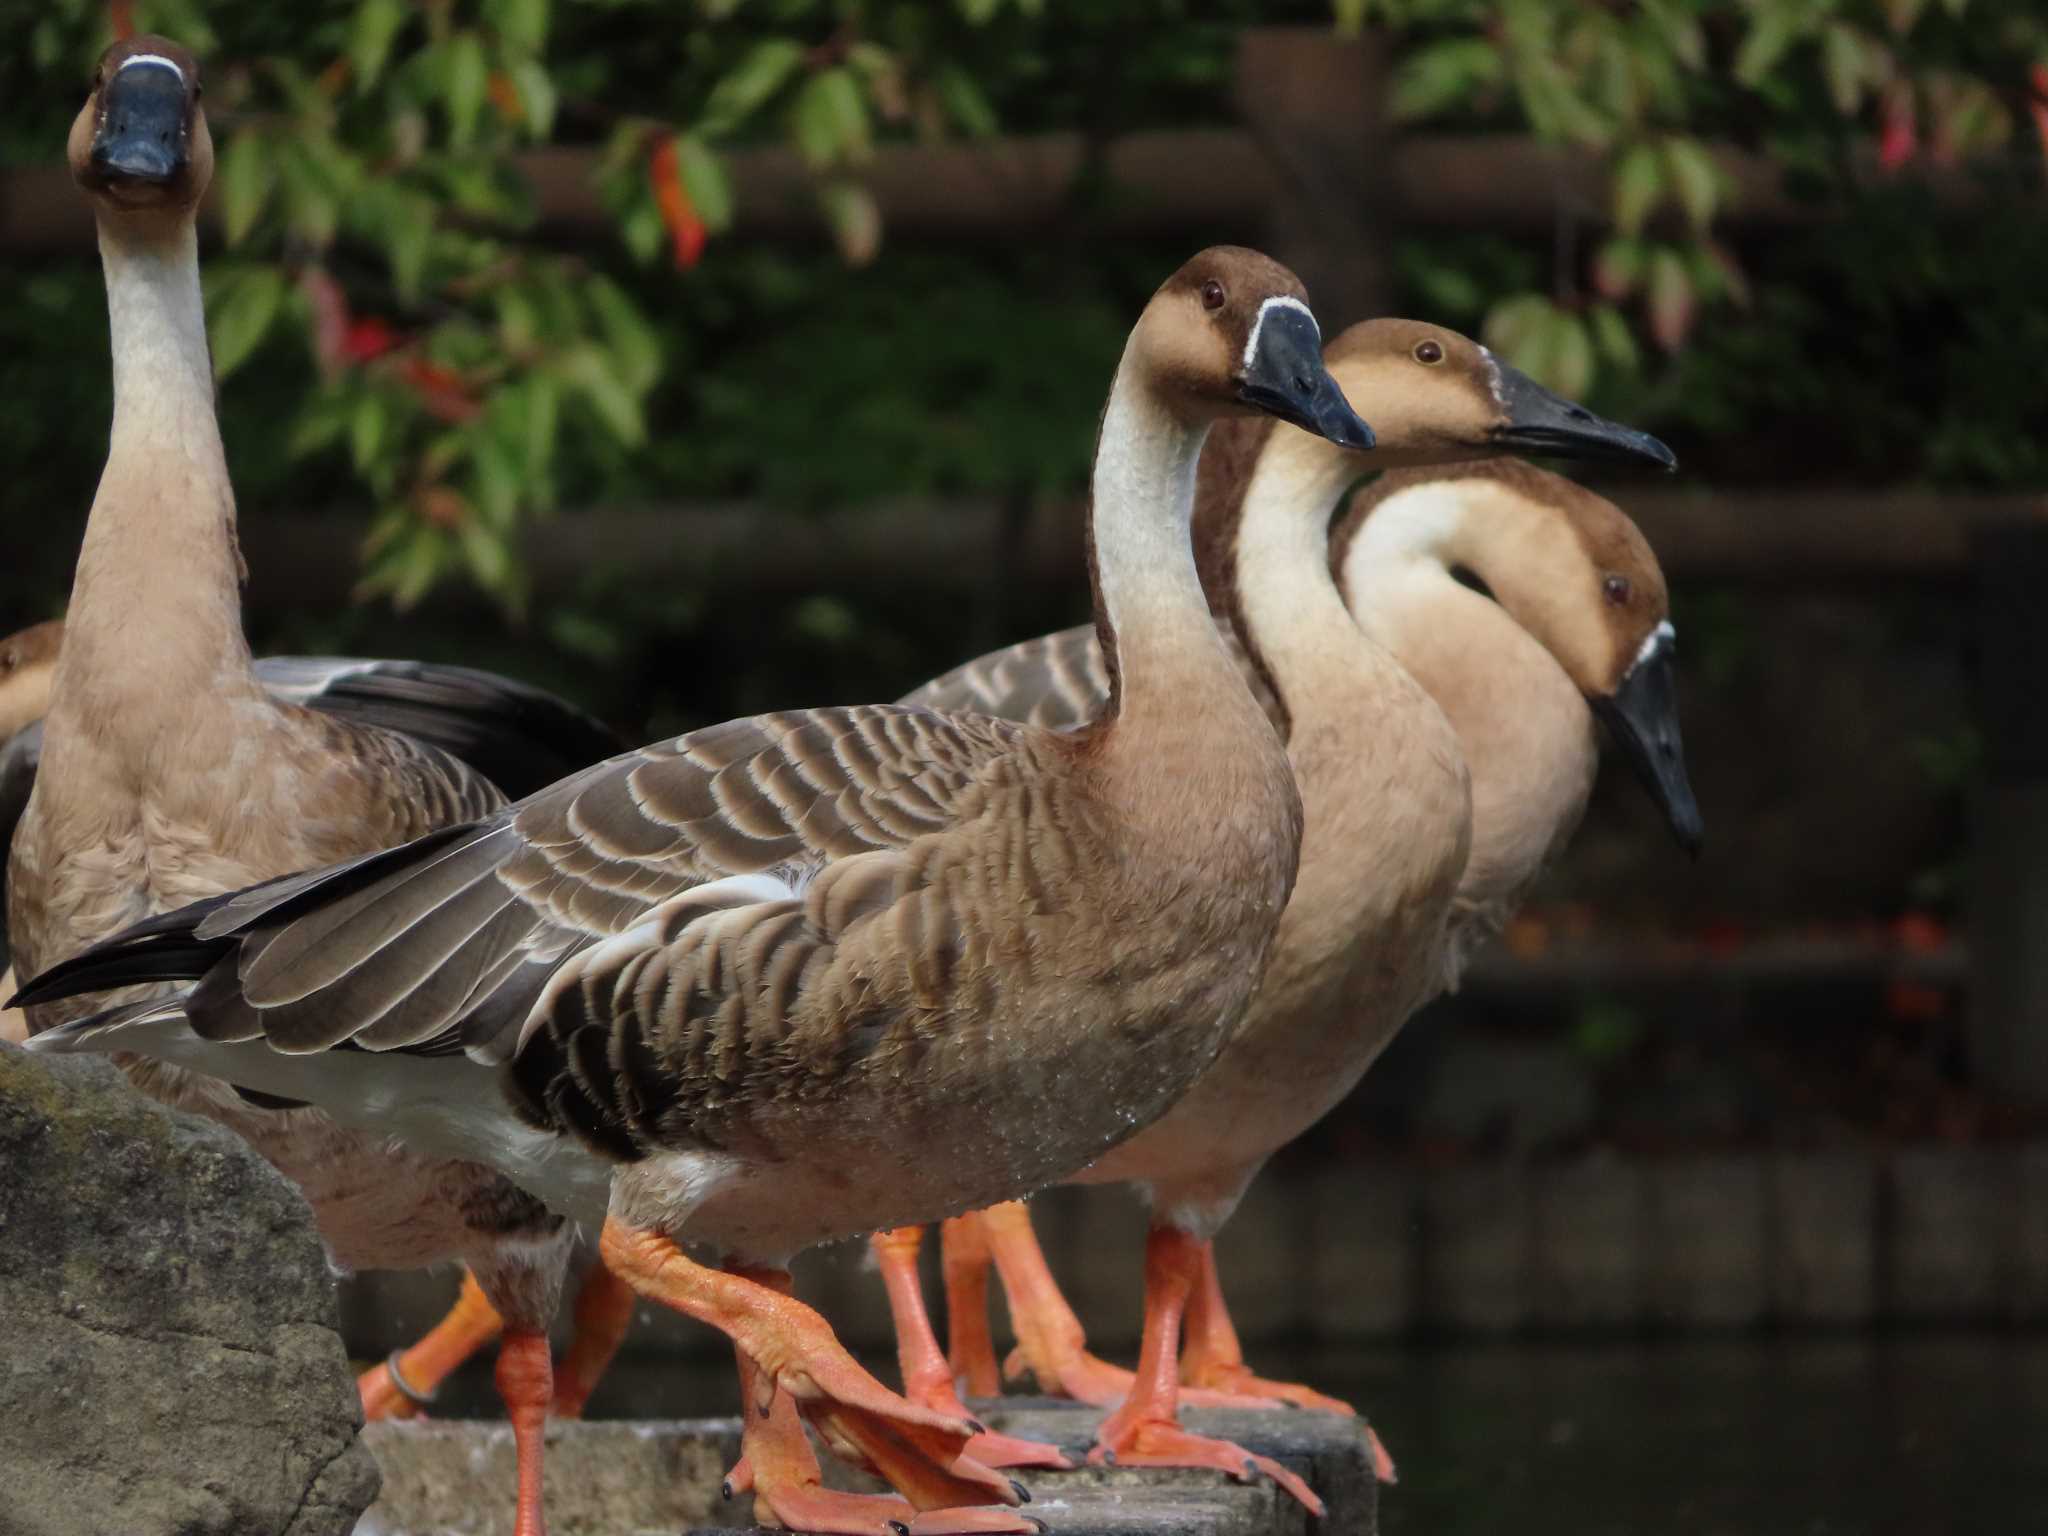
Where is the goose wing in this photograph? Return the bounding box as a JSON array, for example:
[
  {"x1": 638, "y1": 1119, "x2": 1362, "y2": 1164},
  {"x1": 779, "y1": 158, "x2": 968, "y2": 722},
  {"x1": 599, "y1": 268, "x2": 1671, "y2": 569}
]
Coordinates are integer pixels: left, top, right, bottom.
[
  {"x1": 254, "y1": 656, "x2": 629, "y2": 798},
  {"x1": 20, "y1": 704, "x2": 1032, "y2": 1160},
  {"x1": 900, "y1": 625, "x2": 1110, "y2": 730}
]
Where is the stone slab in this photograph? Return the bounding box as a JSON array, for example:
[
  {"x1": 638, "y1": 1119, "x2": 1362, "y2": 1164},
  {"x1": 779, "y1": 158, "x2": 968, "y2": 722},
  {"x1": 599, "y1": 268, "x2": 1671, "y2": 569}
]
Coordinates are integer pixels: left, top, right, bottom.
[{"x1": 358, "y1": 1400, "x2": 1379, "y2": 1536}]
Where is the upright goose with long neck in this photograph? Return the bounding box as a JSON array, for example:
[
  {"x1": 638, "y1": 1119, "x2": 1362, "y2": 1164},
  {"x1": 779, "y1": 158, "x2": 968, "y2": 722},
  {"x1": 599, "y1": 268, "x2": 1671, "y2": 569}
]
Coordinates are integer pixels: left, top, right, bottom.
[
  {"x1": 11, "y1": 40, "x2": 632, "y2": 1536},
  {"x1": 872, "y1": 320, "x2": 1686, "y2": 1505},
  {"x1": 21, "y1": 248, "x2": 1374, "y2": 1533}
]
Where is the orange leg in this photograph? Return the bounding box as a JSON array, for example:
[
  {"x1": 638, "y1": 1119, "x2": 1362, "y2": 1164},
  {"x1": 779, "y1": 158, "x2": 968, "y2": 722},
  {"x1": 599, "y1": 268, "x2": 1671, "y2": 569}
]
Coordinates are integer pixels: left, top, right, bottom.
[
  {"x1": 1180, "y1": 1240, "x2": 1397, "y2": 1482},
  {"x1": 940, "y1": 1214, "x2": 1002, "y2": 1398},
  {"x1": 359, "y1": 1268, "x2": 505, "y2": 1421},
  {"x1": 1087, "y1": 1226, "x2": 1325, "y2": 1516},
  {"x1": 871, "y1": 1227, "x2": 1072, "y2": 1471},
  {"x1": 552, "y1": 1262, "x2": 638, "y2": 1420},
  {"x1": 495, "y1": 1328, "x2": 553, "y2": 1536},
  {"x1": 599, "y1": 1217, "x2": 1034, "y2": 1530},
  {"x1": 978, "y1": 1201, "x2": 1140, "y2": 1407}
]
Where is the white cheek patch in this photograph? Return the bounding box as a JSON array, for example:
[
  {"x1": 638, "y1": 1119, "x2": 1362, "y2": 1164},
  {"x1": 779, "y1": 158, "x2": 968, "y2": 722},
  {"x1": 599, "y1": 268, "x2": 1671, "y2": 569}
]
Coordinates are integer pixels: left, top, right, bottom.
[
  {"x1": 1632, "y1": 619, "x2": 1676, "y2": 671},
  {"x1": 1242, "y1": 294, "x2": 1316, "y2": 372},
  {"x1": 1476, "y1": 345, "x2": 1508, "y2": 407},
  {"x1": 117, "y1": 53, "x2": 185, "y2": 81}
]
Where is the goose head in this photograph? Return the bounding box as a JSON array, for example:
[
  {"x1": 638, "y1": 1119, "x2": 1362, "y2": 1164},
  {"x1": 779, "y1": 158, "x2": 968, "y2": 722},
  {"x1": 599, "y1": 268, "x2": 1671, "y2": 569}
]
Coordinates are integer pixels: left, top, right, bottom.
[
  {"x1": 1340, "y1": 462, "x2": 1703, "y2": 855},
  {"x1": 0, "y1": 620, "x2": 62, "y2": 742},
  {"x1": 1319, "y1": 320, "x2": 1673, "y2": 472},
  {"x1": 1134, "y1": 247, "x2": 1374, "y2": 449},
  {"x1": 68, "y1": 36, "x2": 210, "y2": 217}
]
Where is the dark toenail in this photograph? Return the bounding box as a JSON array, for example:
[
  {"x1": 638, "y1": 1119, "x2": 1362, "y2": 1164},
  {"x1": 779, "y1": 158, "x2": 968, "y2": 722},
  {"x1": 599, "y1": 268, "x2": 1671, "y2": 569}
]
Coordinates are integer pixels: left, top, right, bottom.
[
  {"x1": 1101, "y1": 1449, "x2": 1116, "y2": 1466},
  {"x1": 1243, "y1": 1457, "x2": 1260, "y2": 1479},
  {"x1": 968, "y1": 1418, "x2": 988, "y2": 1434},
  {"x1": 1028, "y1": 1520, "x2": 1050, "y2": 1535},
  {"x1": 888, "y1": 1523, "x2": 909, "y2": 1536},
  {"x1": 1010, "y1": 1478, "x2": 1032, "y2": 1504}
]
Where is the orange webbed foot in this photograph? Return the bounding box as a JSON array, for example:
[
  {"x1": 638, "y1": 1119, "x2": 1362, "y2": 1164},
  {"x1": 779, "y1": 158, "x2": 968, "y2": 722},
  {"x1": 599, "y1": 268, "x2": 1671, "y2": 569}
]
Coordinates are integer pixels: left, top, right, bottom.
[
  {"x1": 1002, "y1": 1342, "x2": 1139, "y2": 1409},
  {"x1": 602, "y1": 1219, "x2": 1029, "y2": 1521},
  {"x1": 871, "y1": 1225, "x2": 1072, "y2": 1472},
  {"x1": 358, "y1": 1267, "x2": 505, "y2": 1422},
  {"x1": 1088, "y1": 1413, "x2": 1325, "y2": 1517}
]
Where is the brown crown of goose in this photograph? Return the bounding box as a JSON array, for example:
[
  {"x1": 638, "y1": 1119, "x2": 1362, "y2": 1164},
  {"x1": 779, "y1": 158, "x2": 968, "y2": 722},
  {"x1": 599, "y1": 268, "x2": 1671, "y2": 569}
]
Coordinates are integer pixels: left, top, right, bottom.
[
  {"x1": 1334, "y1": 458, "x2": 1671, "y2": 698},
  {"x1": 67, "y1": 35, "x2": 211, "y2": 211},
  {"x1": 1134, "y1": 245, "x2": 1314, "y2": 419},
  {"x1": 1320, "y1": 318, "x2": 1515, "y2": 461}
]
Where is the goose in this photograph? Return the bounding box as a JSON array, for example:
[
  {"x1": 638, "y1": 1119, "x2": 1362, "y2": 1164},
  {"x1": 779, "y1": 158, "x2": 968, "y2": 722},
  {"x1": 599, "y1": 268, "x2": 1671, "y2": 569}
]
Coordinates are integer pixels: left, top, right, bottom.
[
  {"x1": 0, "y1": 619, "x2": 637, "y2": 1406},
  {"x1": 869, "y1": 320, "x2": 1692, "y2": 1507},
  {"x1": 18, "y1": 246, "x2": 1376, "y2": 1533},
  {"x1": 10, "y1": 40, "x2": 631, "y2": 1535}
]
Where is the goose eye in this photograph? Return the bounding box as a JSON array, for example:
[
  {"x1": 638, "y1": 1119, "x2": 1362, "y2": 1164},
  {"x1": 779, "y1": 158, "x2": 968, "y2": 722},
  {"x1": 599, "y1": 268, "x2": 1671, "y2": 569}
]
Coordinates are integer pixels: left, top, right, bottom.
[
  {"x1": 1603, "y1": 574, "x2": 1631, "y2": 606},
  {"x1": 1413, "y1": 339, "x2": 1444, "y2": 364},
  {"x1": 1200, "y1": 280, "x2": 1226, "y2": 312}
]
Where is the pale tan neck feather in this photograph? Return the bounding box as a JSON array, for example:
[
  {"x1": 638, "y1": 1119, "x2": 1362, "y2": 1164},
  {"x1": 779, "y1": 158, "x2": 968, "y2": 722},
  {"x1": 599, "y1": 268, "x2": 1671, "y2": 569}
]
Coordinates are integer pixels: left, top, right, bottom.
[
  {"x1": 52, "y1": 214, "x2": 259, "y2": 759},
  {"x1": 1229, "y1": 425, "x2": 1372, "y2": 727},
  {"x1": 1088, "y1": 353, "x2": 1279, "y2": 776},
  {"x1": 1345, "y1": 551, "x2": 1597, "y2": 918}
]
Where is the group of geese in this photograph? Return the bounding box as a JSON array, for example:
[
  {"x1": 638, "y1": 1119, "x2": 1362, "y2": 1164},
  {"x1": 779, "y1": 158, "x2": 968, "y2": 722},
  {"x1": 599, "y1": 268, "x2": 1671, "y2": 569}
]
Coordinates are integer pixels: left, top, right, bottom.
[{"x1": 3, "y1": 37, "x2": 1703, "y2": 1536}]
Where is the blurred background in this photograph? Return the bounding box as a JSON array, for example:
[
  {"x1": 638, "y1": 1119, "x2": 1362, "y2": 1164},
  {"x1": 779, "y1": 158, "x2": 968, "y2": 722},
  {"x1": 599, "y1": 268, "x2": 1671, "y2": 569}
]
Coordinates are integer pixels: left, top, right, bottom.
[{"x1": 6, "y1": 2, "x2": 2048, "y2": 1530}]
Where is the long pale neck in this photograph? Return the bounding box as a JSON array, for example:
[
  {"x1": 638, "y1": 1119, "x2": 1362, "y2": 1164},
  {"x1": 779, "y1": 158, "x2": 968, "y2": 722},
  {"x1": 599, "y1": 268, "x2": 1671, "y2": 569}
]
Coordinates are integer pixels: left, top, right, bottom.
[
  {"x1": 1228, "y1": 427, "x2": 1377, "y2": 732},
  {"x1": 57, "y1": 214, "x2": 255, "y2": 734},
  {"x1": 1341, "y1": 523, "x2": 1597, "y2": 911},
  {"x1": 1088, "y1": 355, "x2": 1268, "y2": 752}
]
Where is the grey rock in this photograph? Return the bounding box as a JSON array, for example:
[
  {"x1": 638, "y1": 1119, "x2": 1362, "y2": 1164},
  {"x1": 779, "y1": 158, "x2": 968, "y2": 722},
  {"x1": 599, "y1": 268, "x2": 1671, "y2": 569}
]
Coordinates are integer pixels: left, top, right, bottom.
[
  {"x1": 361, "y1": 1400, "x2": 1380, "y2": 1536},
  {"x1": 0, "y1": 1046, "x2": 379, "y2": 1536}
]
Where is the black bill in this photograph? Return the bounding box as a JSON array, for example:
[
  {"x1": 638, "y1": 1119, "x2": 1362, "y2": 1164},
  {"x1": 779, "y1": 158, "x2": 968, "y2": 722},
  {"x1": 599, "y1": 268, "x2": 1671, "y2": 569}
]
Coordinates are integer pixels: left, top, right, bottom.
[
  {"x1": 90, "y1": 56, "x2": 190, "y2": 186},
  {"x1": 1491, "y1": 362, "x2": 1676, "y2": 471},
  {"x1": 1239, "y1": 299, "x2": 1376, "y2": 452},
  {"x1": 1592, "y1": 623, "x2": 1704, "y2": 856}
]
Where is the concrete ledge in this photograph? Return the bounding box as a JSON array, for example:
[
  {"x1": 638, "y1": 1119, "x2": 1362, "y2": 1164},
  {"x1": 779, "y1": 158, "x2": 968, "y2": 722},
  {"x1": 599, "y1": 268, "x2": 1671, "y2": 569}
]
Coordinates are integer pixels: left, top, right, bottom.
[{"x1": 358, "y1": 1402, "x2": 1380, "y2": 1536}]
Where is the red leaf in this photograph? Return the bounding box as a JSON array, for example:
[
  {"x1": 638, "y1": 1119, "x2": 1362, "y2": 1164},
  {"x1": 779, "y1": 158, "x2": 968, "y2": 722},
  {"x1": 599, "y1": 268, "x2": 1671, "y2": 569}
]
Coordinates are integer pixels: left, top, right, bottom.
[
  {"x1": 1878, "y1": 79, "x2": 1917, "y2": 173},
  {"x1": 299, "y1": 267, "x2": 352, "y2": 375},
  {"x1": 488, "y1": 71, "x2": 524, "y2": 124},
  {"x1": 2031, "y1": 63, "x2": 2048, "y2": 164},
  {"x1": 109, "y1": 1, "x2": 135, "y2": 42},
  {"x1": 397, "y1": 357, "x2": 481, "y2": 423},
  {"x1": 649, "y1": 136, "x2": 707, "y2": 271},
  {"x1": 342, "y1": 316, "x2": 400, "y2": 364}
]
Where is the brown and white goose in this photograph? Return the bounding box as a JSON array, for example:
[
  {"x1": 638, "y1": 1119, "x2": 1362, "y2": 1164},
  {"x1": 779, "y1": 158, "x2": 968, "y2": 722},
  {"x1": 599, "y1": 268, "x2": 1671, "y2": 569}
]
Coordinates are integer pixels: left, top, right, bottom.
[
  {"x1": 20, "y1": 247, "x2": 1373, "y2": 1533},
  {"x1": 9, "y1": 40, "x2": 629, "y2": 1535},
  {"x1": 870, "y1": 320, "x2": 1689, "y2": 1506}
]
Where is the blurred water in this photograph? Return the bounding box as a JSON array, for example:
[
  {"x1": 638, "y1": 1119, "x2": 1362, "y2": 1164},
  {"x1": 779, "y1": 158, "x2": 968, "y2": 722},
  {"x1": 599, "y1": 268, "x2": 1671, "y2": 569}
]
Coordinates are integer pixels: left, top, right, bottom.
[{"x1": 434, "y1": 1335, "x2": 2048, "y2": 1535}]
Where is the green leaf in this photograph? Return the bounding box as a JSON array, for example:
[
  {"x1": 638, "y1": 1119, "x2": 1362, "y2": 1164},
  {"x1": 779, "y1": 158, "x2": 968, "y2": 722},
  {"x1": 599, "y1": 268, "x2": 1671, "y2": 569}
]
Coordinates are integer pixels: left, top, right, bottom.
[
  {"x1": 470, "y1": 432, "x2": 521, "y2": 533},
  {"x1": 585, "y1": 276, "x2": 661, "y2": 395},
  {"x1": 383, "y1": 195, "x2": 434, "y2": 302},
  {"x1": 1640, "y1": 0, "x2": 1704, "y2": 71},
  {"x1": 957, "y1": 0, "x2": 1002, "y2": 22},
  {"x1": 1663, "y1": 137, "x2": 1719, "y2": 231},
  {"x1": 1823, "y1": 23, "x2": 1867, "y2": 114},
  {"x1": 1589, "y1": 304, "x2": 1640, "y2": 371},
  {"x1": 1592, "y1": 236, "x2": 1646, "y2": 298},
  {"x1": 485, "y1": 0, "x2": 550, "y2": 55},
  {"x1": 701, "y1": 39, "x2": 805, "y2": 137},
  {"x1": 350, "y1": 0, "x2": 409, "y2": 91},
  {"x1": 1548, "y1": 313, "x2": 1594, "y2": 398},
  {"x1": 934, "y1": 63, "x2": 999, "y2": 137},
  {"x1": 508, "y1": 59, "x2": 557, "y2": 139},
  {"x1": 817, "y1": 179, "x2": 882, "y2": 267},
  {"x1": 459, "y1": 515, "x2": 519, "y2": 603},
  {"x1": 1390, "y1": 38, "x2": 1502, "y2": 121},
  {"x1": 208, "y1": 266, "x2": 286, "y2": 380},
  {"x1": 1647, "y1": 246, "x2": 1694, "y2": 350},
  {"x1": 216, "y1": 132, "x2": 273, "y2": 247},
  {"x1": 1481, "y1": 292, "x2": 1555, "y2": 360},
  {"x1": 446, "y1": 31, "x2": 490, "y2": 149},
  {"x1": 676, "y1": 135, "x2": 734, "y2": 232},
  {"x1": 793, "y1": 69, "x2": 871, "y2": 169},
  {"x1": 351, "y1": 390, "x2": 389, "y2": 474},
  {"x1": 1612, "y1": 141, "x2": 1663, "y2": 236},
  {"x1": 560, "y1": 346, "x2": 645, "y2": 445},
  {"x1": 520, "y1": 373, "x2": 559, "y2": 484},
  {"x1": 1734, "y1": 9, "x2": 1801, "y2": 88}
]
